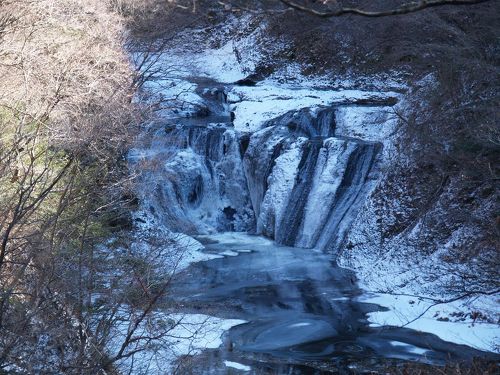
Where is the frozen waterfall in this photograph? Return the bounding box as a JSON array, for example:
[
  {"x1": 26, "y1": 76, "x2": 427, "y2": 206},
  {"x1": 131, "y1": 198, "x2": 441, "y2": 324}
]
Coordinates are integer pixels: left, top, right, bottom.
[{"x1": 132, "y1": 80, "x2": 395, "y2": 253}]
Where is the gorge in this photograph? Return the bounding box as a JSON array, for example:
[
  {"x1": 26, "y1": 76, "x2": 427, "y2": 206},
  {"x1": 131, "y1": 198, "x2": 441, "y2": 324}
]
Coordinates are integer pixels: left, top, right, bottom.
[
  {"x1": 127, "y1": 63, "x2": 498, "y2": 372},
  {"x1": 1, "y1": 1, "x2": 497, "y2": 373}
]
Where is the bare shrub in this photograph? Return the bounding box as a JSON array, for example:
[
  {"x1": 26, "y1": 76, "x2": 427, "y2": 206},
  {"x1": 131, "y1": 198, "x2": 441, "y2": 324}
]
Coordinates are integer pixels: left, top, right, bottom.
[{"x1": 0, "y1": 0, "x2": 143, "y2": 372}]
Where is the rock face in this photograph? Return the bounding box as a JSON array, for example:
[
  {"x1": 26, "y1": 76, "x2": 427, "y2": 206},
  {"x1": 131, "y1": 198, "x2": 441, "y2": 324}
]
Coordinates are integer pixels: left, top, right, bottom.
[{"x1": 133, "y1": 81, "x2": 395, "y2": 252}]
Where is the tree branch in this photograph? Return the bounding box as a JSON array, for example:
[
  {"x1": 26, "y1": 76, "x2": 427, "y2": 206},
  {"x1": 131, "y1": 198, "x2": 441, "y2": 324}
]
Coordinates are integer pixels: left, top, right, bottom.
[
  {"x1": 278, "y1": 0, "x2": 493, "y2": 18},
  {"x1": 398, "y1": 289, "x2": 500, "y2": 327}
]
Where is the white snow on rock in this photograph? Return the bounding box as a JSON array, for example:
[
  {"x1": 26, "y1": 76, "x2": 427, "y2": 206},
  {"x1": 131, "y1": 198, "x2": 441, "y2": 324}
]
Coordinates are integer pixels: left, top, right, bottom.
[
  {"x1": 193, "y1": 38, "x2": 258, "y2": 83},
  {"x1": 130, "y1": 208, "x2": 222, "y2": 275},
  {"x1": 228, "y1": 82, "x2": 400, "y2": 133},
  {"x1": 389, "y1": 341, "x2": 428, "y2": 355},
  {"x1": 220, "y1": 250, "x2": 239, "y2": 257},
  {"x1": 257, "y1": 139, "x2": 304, "y2": 234},
  {"x1": 297, "y1": 139, "x2": 356, "y2": 248},
  {"x1": 224, "y1": 361, "x2": 252, "y2": 371},
  {"x1": 174, "y1": 232, "x2": 224, "y2": 271},
  {"x1": 334, "y1": 105, "x2": 398, "y2": 142},
  {"x1": 133, "y1": 15, "x2": 262, "y2": 87},
  {"x1": 197, "y1": 231, "x2": 274, "y2": 247}
]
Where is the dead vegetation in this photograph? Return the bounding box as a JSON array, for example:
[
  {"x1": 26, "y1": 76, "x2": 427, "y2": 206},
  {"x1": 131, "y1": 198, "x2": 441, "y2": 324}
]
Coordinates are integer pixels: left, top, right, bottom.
[
  {"x1": 381, "y1": 357, "x2": 499, "y2": 375},
  {"x1": 0, "y1": 0, "x2": 144, "y2": 372}
]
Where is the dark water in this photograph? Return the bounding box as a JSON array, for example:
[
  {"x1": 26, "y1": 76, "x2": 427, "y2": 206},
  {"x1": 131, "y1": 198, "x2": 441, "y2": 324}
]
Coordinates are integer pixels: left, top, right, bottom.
[{"x1": 168, "y1": 233, "x2": 491, "y2": 374}]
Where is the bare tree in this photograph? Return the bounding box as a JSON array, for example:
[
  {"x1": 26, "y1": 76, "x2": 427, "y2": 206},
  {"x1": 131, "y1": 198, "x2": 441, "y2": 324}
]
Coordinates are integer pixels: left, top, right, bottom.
[
  {"x1": 0, "y1": 1, "x2": 214, "y2": 372},
  {"x1": 0, "y1": 0, "x2": 141, "y2": 372}
]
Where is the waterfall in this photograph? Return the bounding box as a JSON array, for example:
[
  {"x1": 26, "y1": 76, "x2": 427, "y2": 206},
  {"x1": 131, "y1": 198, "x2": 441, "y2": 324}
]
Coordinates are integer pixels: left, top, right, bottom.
[
  {"x1": 244, "y1": 123, "x2": 381, "y2": 251},
  {"x1": 275, "y1": 139, "x2": 323, "y2": 246},
  {"x1": 137, "y1": 83, "x2": 384, "y2": 253},
  {"x1": 312, "y1": 141, "x2": 381, "y2": 251},
  {"x1": 242, "y1": 106, "x2": 381, "y2": 252},
  {"x1": 146, "y1": 123, "x2": 255, "y2": 234}
]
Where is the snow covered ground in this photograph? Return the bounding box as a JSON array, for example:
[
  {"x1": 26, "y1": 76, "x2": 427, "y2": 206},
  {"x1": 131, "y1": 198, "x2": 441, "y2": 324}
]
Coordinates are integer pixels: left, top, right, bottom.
[
  {"x1": 130, "y1": 209, "x2": 222, "y2": 273},
  {"x1": 359, "y1": 292, "x2": 499, "y2": 353},
  {"x1": 135, "y1": 18, "x2": 401, "y2": 134},
  {"x1": 111, "y1": 312, "x2": 246, "y2": 373},
  {"x1": 228, "y1": 83, "x2": 399, "y2": 133}
]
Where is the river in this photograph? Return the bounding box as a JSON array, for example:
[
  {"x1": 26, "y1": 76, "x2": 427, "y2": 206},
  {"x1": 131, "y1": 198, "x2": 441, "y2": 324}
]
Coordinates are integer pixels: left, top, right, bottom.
[{"x1": 161, "y1": 233, "x2": 485, "y2": 374}]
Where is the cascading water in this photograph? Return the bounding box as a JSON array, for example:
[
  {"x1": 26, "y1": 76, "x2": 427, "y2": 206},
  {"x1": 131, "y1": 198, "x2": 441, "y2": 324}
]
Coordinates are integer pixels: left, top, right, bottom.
[
  {"x1": 241, "y1": 104, "x2": 382, "y2": 251},
  {"x1": 137, "y1": 80, "x2": 384, "y2": 253},
  {"x1": 274, "y1": 139, "x2": 324, "y2": 246}
]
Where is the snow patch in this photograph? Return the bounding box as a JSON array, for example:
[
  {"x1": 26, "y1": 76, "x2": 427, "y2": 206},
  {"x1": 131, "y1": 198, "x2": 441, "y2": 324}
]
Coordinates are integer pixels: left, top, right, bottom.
[
  {"x1": 229, "y1": 83, "x2": 399, "y2": 133},
  {"x1": 112, "y1": 313, "x2": 246, "y2": 373},
  {"x1": 290, "y1": 322, "x2": 312, "y2": 328},
  {"x1": 335, "y1": 105, "x2": 397, "y2": 142},
  {"x1": 197, "y1": 232, "x2": 274, "y2": 247},
  {"x1": 360, "y1": 292, "x2": 500, "y2": 353},
  {"x1": 390, "y1": 341, "x2": 428, "y2": 355},
  {"x1": 220, "y1": 250, "x2": 239, "y2": 257},
  {"x1": 224, "y1": 361, "x2": 252, "y2": 371},
  {"x1": 166, "y1": 314, "x2": 246, "y2": 356}
]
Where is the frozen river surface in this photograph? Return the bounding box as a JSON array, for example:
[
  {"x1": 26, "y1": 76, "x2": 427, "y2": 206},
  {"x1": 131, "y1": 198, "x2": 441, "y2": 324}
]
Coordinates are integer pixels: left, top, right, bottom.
[{"x1": 168, "y1": 233, "x2": 489, "y2": 373}]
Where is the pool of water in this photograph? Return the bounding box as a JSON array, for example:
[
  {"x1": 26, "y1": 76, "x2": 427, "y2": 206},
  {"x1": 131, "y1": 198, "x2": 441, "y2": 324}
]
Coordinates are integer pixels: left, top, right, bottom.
[{"x1": 167, "y1": 233, "x2": 488, "y2": 373}]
